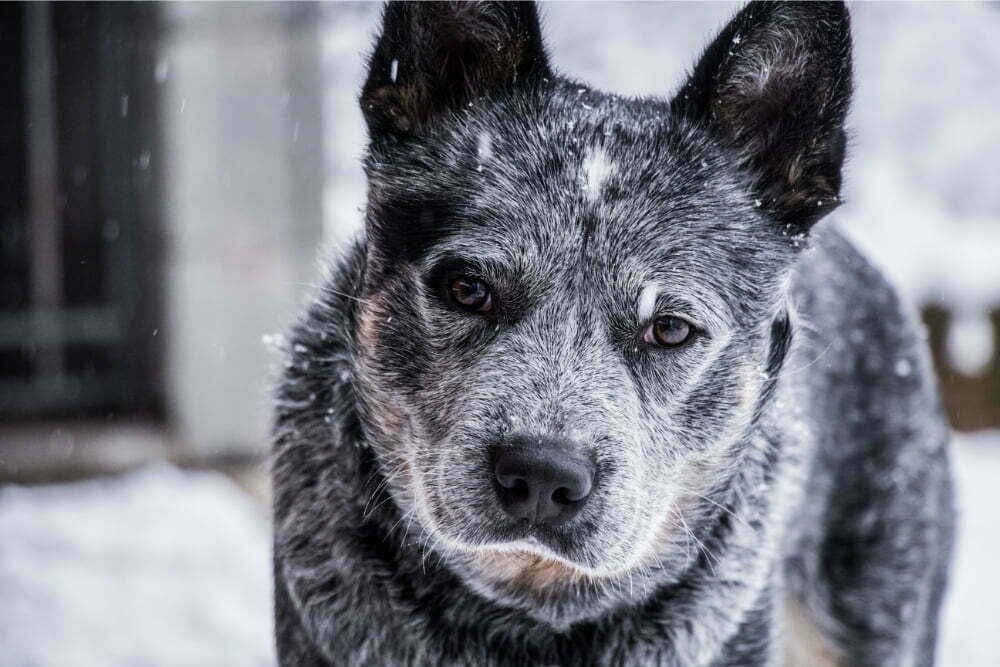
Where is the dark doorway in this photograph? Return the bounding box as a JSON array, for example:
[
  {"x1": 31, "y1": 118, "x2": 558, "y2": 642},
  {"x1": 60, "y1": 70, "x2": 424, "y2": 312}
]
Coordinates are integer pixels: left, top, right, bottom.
[{"x1": 0, "y1": 3, "x2": 163, "y2": 419}]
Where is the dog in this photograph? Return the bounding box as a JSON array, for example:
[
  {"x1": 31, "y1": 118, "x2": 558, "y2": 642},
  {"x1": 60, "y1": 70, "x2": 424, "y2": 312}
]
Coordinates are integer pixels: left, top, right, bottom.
[{"x1": 272, "y1": 2, "x2": 955, "y2": 664}]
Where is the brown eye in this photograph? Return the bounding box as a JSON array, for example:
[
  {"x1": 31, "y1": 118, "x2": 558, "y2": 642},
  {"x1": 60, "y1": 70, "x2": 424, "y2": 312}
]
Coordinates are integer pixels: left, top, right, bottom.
[
  {"x1": 449, "y1": 277, "x2": 492, "y2": 312},
  {"x1": 644, "y1": 316, "x2": 693, "y2": 348}
]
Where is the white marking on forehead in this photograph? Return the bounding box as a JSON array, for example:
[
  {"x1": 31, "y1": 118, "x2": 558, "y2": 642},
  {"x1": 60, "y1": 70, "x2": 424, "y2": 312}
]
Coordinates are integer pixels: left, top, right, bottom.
[
  {"x1": 477, "y1": 132, "x2": 493, "y2": 161},
  {"x1": 638, "y1": 283, "x2": 659, "y2": 321},
  {"x1": 582, "y1": 144, "x2": 613, "y2": 203},
  {"x1": 389, "y1": 59, "x2": 398, "y2": 83},
  {"x1": 476, "y1": 132, "x2": 493, "y2": 172}
]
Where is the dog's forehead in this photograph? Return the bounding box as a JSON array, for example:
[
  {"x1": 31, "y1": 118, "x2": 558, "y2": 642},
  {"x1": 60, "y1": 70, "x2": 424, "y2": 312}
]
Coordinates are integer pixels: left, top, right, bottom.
[
  {"x1": 426, "y1": 95, "x2": 769, "y2": 280},
  {"x1": 373, "y1": 89, "x2": 794, "y2": 326}
]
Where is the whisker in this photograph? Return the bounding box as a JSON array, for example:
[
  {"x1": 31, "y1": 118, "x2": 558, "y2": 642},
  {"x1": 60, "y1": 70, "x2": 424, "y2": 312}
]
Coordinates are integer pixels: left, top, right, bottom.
[
  {"x1": 781, "y1": 337, "x2": 836, "y2": 376},
  {"x1": 673, "y1": 505, "x2": 720, "y2": 575},
  {"x1": 676, "y1": 487, "x2": 752, "y2": 530}
]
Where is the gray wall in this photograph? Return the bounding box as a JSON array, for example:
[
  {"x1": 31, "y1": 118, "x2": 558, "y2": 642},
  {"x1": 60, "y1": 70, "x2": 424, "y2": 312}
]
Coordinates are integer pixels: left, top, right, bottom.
[{"x1": 161, "y1": 3, "x2": 324, "y2": 454}]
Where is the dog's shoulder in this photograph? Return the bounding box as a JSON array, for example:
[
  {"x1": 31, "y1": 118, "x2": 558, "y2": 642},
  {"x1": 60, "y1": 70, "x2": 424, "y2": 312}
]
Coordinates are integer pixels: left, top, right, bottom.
[
  {"x1": 784, "y1": 219, "x2": 951, "y2": 520},
  {"x1": 790, "y1": 222, "x2": 933, "y2": 393},
  {"x1": 786, "y1": 221, "x2": 948, "y2": 451}
]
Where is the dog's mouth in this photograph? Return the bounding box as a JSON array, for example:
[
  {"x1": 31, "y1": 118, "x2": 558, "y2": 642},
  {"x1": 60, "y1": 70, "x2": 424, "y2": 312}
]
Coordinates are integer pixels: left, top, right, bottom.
[
  {"x1": 430, "y1": 503, "x2": 600, "y2": 563},
  {"x1": 483, "y1": 518, "x2": 593, "y2": 558},
  {"x1": 421, "y1": 490, "x2": 643, "y2": 578}
]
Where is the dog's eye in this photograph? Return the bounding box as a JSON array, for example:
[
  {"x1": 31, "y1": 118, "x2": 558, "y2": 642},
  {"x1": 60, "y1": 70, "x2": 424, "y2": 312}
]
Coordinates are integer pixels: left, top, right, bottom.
[
  {"x1": 643, "y1": 316, "x2": 693, "y2": 348},
  {"x1": 449, "y1": 277, "x2": 493, "y2": 313}
]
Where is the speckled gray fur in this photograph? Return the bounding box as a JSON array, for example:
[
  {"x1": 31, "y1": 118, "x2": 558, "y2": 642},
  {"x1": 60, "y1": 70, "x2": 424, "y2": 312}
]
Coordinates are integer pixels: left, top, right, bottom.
[{"x1": 272, "y1": 3, "x2": 954, "y2": 665}]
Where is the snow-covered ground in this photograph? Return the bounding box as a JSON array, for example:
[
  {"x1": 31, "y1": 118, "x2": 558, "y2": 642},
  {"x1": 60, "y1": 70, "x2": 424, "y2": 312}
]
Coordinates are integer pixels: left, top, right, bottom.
[
  {"x1": 0, "y1": 466, "x2": 275, "y2": 666},
  {"x1": 0, "y1": 433, "x2": 997, "y2": 665},
  {"x1": 940, "y1": 432, "x2": 1000, "y2": 666}
]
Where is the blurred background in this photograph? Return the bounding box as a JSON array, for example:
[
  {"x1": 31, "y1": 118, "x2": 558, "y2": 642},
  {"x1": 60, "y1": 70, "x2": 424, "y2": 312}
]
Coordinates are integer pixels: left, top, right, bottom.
[{"x1": 0, "y1": 2, "x2": 997, "y2": 664}]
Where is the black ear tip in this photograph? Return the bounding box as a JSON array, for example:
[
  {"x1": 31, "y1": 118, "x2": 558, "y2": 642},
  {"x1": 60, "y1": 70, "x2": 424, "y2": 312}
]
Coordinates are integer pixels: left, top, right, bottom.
[
  {"x1": 360, "y1": 0, "x2": 549, "y2": 140},
  {"x1": 743, "y1": 0, "x2": 851, "y2": 31}
]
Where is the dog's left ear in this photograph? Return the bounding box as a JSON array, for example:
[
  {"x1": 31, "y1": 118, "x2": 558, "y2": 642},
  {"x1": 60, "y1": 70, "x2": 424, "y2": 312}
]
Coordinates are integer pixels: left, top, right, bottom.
[
  {"x1": 672, "y1": 1, "x2": 852, "y2": 229},
  {"x1": 361, "y1": 1, "x2": 550, "y2": 142}
]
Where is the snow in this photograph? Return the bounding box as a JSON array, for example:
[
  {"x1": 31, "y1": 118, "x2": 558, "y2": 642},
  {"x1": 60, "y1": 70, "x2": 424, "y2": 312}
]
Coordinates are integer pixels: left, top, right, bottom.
[
  {"x1": 155, "y1": 59, "x2": 170, "y2": 84},
  {"x1": 840, "y1": 2, "x2": 1000, "y2": 316},
  {"x1": 941, "y1": 431, "x2": 1000, "y2": 665},
  {"x1": 947, "y1": 313, "x2": 995, "y2": 377},
  {"x1": 0, "y1": 434, "x2": 997, "y2": 664},
  {"x1": 0, "y1": 465, "x2": 275, "y2": 666}
]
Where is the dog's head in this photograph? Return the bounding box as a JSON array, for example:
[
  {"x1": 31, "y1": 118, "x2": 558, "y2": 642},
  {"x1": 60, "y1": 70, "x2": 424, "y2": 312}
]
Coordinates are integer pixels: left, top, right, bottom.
[{"x1": 352, "y1": 1, "x2": 851, "y2": 617}]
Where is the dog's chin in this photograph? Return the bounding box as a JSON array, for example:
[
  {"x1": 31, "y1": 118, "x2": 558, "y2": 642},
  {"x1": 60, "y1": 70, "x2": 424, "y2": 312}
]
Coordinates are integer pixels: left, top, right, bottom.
[
  {"x1": 416, "y1": 509, "x2": 670, "y2": 627},
  {"x1": 445, "y1": 542, "x2": 663, "y2": 630},
  {"x1": 472, "y1": 542, "x2": 630, "y2": 579},
  {"x1": 467, "y1": 546, "x2": 590, "y2": 586}
]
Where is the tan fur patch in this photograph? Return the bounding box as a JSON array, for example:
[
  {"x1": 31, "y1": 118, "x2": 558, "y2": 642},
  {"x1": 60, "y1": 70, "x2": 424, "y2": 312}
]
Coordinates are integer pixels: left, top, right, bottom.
[
  {"x1": 355, "y1": 298, "x2": 383, "y2": 363},
  {"x1": 355, "y1": 295, "x2": 408, "y2": 447},
  {"x1": 784, "y1": 597, "x2": 841, "y2": 667},
  {"x1": 640, "y1": 497, "x2": 691, "y2": 570},
  {"x1": 476, "y1": 551, "x2": 586, "y2": 592}
]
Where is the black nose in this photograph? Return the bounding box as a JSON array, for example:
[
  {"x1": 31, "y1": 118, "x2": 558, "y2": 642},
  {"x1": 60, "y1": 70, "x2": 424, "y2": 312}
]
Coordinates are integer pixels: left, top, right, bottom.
[{"x1": 491, "y1": 444, "x2": 594, "y2": 526}]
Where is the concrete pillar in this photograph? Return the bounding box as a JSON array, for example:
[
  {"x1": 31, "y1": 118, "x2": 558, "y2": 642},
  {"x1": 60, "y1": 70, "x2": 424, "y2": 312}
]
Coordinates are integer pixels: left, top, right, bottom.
[{"x1": 160, "y1": 3, "x2": 324, "y2": 455}]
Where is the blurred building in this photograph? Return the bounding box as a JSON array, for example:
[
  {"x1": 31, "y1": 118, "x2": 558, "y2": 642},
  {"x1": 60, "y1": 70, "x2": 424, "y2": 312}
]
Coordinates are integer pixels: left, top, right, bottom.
[{"x1": 0, "y1": 3, "x2": 324, "y2": 480}]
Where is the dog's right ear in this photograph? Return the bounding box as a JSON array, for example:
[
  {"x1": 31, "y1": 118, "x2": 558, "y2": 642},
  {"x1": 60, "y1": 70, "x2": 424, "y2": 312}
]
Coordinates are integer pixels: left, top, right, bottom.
[{"x1": 360, "y1": 1, "x2": 550, "y2": 142}]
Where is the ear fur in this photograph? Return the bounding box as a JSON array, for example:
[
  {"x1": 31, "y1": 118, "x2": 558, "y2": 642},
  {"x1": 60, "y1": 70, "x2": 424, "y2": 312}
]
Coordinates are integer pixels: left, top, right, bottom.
[
  {"x1": 673, "y1": 1, "x2": 853, "y2": 229},
  {"x1": 360, "y1": 1, "x2": 550, "y2": 142}
]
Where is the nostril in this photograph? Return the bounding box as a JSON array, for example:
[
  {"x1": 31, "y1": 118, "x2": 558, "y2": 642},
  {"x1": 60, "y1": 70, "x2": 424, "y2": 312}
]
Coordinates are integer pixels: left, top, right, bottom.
[
  {"x1": 551, "y1": 487, "x2": 574, "y2": 506},
  {"x1": 557, "y1": 475, "x2": 592, "y2": 504},
  {"x1": 495, "y1": 470, "x2": 521, "y2": 490},
  {"x1": 498, "y1": 476, "x2": 530, "y2": 501}
]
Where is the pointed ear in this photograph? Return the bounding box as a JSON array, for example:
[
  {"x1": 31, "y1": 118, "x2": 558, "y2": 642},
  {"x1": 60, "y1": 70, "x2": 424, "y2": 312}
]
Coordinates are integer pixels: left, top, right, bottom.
[
  {"x1": 672, "y1": 1, "x2": 852, "y2": 229},
  {"x1": 361, "y1": 1, "x2": 550, "y2": 141}
]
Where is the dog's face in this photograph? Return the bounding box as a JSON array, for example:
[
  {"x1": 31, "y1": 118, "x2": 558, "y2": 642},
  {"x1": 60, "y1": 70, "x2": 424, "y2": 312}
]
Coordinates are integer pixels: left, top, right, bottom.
[{"x1": 352, "y1": 1, "x2": 850, "y2": 615}]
